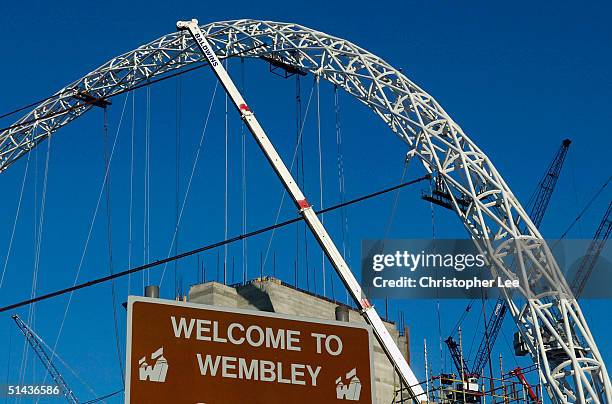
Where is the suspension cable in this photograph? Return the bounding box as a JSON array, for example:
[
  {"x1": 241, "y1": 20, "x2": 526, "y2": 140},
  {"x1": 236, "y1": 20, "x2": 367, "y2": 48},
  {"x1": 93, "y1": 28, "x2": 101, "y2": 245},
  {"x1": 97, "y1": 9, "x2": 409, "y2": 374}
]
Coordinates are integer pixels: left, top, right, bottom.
[
  {"x1": 316, "y1": 76, "x2": 324, "y2": 296},
  {"x1": 240, "y1": 57, "x2": 248, "y2": 284},
  {"x1": 47, "y1": 93, "x2": 129, "y2": 375},
  {"x1": 103, "y1": 107, "x2": 125, "y2": 385},
  {"x1": 174, "y1": 75, "x2": 182, "y2": 297},
  {"x1": 295, "y1": 75, "x2": 303, "y2": 287},
  {"x1": 0, "y1": 151, "x2": 31, "y2": 289},
  {"x1": 144, "y1": 87, "x2": 151, "y2": 284},
  {"x1": 296, "y1": 74, "x2": 314, "y2": 292},
  {"x1": 261, "y1": 78, "x2": 316, "y2": 273},
  {"x1": 23, "y1": 132, "x2": 51, "y2": 388},
  {"x1": 333, "y1": 85, "x2": 346, "y2": 302},
  {"x1": 158, "y1": 81, "x2": 219, "y2": 287},
  {"x1": 1, "y1": 175, "x2": 430, "y2": 313},
  {"x1": 127, "y1": 91, "x2": 135, "y2": 295},
  {"x1": 224, "y1": 58, "x2": 230, "y2": 285}
]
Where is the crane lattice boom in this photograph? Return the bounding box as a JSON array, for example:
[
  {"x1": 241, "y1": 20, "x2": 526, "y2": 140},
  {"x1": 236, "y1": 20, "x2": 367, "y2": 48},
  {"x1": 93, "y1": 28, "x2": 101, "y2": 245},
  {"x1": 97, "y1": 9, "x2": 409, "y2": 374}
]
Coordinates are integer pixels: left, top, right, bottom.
[
  {"x1": 570, "y1": 201, "x2": 612, "y2": 298},
  {"x1": 448, "y1": 139, "x2": 571, "y2": 379},
  {"x1": 11, "y1": 315, "x2": 78, "y2": 404}
]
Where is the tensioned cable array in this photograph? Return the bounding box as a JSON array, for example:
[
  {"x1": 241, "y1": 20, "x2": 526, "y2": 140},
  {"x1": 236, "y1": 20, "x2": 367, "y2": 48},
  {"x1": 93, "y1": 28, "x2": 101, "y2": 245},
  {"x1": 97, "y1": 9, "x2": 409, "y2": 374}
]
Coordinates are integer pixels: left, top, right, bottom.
[
  {"x1": 158, "y1": 81, "x2": 220, "y2": 287},
  {"x1": 0, "y1": 175, "x2": 429, "y2": 313}
]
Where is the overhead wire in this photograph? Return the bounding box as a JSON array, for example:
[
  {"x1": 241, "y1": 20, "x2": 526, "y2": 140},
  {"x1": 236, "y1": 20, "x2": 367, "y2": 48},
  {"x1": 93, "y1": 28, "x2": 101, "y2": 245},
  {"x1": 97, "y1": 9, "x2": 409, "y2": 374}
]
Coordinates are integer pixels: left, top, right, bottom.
[{"x1": 1, "y1": 175, "x2": 430, "y2": 313}]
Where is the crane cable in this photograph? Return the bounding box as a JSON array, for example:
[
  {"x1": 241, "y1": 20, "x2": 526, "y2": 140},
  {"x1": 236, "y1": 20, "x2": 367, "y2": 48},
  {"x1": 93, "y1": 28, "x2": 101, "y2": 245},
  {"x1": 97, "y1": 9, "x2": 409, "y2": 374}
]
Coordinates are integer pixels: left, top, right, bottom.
[
  {"x1": 556, "y1": 174, "x2": 611, "y2": 242},
  {"x1": 26, "y1": 323, "x2": 100, "y2": 400},
  {"x1": 0, "y1": 175, "x2": 430, "y2": 313}
]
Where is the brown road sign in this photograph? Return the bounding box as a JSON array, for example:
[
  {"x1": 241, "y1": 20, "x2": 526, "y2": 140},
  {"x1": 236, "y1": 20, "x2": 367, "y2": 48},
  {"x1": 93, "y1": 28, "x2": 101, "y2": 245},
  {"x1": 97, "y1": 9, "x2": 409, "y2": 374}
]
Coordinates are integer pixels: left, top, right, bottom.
[{"x1": 125, "y1": 296, "x2": 375, "y2": 403}]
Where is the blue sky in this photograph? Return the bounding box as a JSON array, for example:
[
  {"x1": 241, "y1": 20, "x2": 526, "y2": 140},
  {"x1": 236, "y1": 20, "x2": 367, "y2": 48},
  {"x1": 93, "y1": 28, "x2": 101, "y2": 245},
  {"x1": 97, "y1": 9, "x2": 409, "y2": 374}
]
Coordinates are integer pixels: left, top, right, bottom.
[{"x1": 1, "y1": 0, "x2": 611, "y2": 401}]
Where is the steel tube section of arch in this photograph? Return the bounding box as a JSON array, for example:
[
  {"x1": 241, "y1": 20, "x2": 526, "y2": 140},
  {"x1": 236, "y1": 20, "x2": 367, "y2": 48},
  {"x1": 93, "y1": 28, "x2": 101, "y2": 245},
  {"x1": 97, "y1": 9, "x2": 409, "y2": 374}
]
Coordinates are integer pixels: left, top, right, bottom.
[{"x1": 1, "y1": 19, "x2": 609, "y2": 404}]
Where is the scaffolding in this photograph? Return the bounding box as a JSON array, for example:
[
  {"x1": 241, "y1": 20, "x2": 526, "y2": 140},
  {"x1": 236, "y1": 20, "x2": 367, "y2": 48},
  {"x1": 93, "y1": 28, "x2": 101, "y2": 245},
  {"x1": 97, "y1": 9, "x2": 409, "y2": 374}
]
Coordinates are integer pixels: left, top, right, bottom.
[{"x1": 394, "y1": 366, "x2": 541, "y2": 404}]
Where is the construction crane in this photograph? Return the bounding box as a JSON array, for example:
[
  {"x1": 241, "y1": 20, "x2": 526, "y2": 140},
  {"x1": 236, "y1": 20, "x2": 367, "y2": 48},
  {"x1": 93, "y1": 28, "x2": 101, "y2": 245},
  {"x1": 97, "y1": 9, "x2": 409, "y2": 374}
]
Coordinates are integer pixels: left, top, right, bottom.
[
  {"x1": 570, "y1": 201, "x2": 612, "y2": 298},
  {"x1": 12, "y1": 315, "x2": 78, "y2": 403},
  {"x1": 446, "y1": 138, "x2": 572, "y2": 379},
  {"x1": 508, "y1": 365, "x2": 541, "y2": 403},
  {"x1": 176, "y1": 19, "x2": 425, "y2": 402}
]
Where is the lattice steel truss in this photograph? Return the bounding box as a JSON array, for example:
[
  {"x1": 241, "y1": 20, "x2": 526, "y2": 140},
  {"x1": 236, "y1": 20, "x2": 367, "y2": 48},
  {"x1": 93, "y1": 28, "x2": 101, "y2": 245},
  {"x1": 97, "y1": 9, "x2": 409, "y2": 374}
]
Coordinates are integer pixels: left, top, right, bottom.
[{"x1": 1, "y1": 20, "x2": 609, "y2": 403}]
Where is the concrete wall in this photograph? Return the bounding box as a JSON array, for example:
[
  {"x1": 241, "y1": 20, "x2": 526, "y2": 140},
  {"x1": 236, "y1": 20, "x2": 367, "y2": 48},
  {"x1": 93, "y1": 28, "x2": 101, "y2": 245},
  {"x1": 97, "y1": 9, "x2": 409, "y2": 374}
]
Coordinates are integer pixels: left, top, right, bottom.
[{"x1": 189, "y1": 278, "x2": 408, "y2": 403}]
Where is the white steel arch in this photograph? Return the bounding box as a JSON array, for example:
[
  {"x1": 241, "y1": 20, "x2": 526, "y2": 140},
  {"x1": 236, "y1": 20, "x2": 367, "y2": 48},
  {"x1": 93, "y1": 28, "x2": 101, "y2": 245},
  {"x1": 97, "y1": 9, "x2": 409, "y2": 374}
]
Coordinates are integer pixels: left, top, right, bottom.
[{"x1": 0, "y1": 19, "x2": 608, "y2": 403}]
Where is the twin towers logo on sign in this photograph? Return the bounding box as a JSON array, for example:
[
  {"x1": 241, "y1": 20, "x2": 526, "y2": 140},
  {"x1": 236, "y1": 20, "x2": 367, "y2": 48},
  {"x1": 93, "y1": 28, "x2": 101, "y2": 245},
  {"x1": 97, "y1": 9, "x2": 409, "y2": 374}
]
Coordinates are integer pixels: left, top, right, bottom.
[
  {"x1": 137, "y1": 347, "x2": 361, "y2": 401},
  {"x1": 138, "y1": 347, "x2": 169, "y2": 383}
]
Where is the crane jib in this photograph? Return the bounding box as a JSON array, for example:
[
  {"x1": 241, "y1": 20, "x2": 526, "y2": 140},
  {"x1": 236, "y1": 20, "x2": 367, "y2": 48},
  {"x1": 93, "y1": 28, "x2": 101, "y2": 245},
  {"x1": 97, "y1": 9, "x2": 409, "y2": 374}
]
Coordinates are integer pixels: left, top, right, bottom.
[{"x1": 176, "y1": 18, "x2": 425, "y2": 401}]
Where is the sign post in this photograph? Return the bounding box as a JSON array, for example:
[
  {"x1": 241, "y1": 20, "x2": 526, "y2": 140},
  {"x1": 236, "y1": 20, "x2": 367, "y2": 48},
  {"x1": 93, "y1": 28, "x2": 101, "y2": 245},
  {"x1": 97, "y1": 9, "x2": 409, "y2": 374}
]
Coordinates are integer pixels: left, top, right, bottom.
[{"x1": 125, "y1": 296, "x2": 375, "y2": 403}]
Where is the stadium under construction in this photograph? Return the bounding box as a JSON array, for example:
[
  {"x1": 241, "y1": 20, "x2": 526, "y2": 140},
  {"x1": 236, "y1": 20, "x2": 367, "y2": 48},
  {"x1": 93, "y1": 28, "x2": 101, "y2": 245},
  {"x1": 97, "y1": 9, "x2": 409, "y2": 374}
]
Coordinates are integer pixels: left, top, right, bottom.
[{"x1": 0, "y1": 14, "x2": 611, "y2": 404}]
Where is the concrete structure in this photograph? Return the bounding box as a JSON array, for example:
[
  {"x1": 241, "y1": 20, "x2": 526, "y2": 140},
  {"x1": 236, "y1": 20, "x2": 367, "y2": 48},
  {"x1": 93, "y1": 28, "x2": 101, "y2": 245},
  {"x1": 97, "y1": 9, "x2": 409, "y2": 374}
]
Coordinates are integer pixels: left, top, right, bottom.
[{"x1": 188, "y1": 277, "x2": 410, "y2": 403}]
